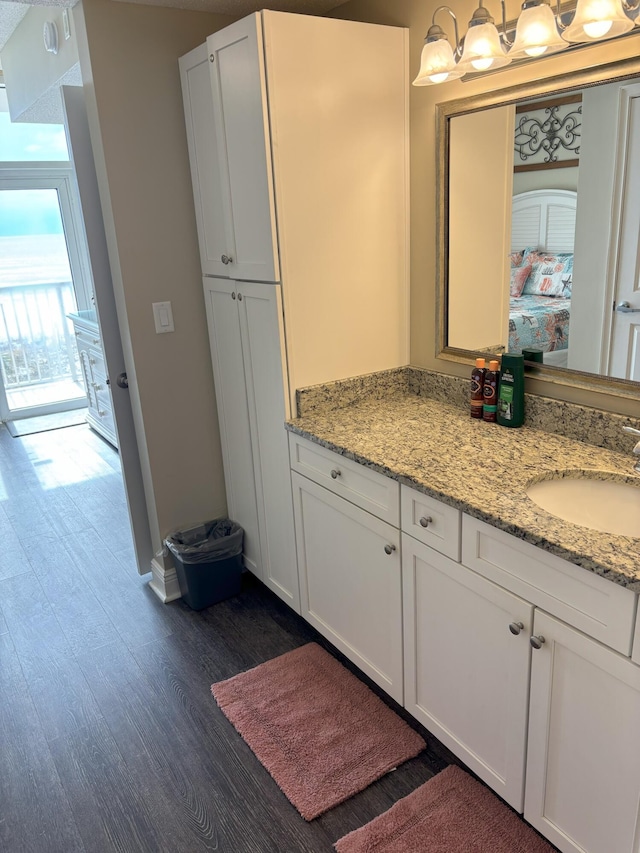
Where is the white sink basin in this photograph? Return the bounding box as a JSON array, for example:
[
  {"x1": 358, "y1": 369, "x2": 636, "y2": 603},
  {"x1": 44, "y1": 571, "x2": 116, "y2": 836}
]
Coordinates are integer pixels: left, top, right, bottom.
[{"x1": 526, "y1": 475, "x2": 640, "y2": 537}]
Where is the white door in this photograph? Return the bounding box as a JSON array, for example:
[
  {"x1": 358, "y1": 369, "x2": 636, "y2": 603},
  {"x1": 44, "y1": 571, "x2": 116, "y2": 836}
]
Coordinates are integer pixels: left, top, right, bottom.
[
  {"x1": 525, "y1": 611, "x2": 640, "y2": 853},
  {"x1": 402, "y1": 534, "x2": 532, "y2": 811},
  {"x1": 203, "y1": 276, "x2": 262, "y2": 577},
  {"x1": 609, "y1": 88, "x2": 640, "y2": 381},
  {"x1": 237, "y1": 281, "x2": 299, "y2": 611},
  {"x1": 179, "y1": 44, "x2": 230, "y2": 280},
  {"x1": 62, "y1": 86, "x2": 153, "y2": 574},
  {"x1": 206, "y1": 14, "x2": 280, "y2": 283},
  {"x1": 292, "y1": 471, "x2": 403, "y2": 702}
]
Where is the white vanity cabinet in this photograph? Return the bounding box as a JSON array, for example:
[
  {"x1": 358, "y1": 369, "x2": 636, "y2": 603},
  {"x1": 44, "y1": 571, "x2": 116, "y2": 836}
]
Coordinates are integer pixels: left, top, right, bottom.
[
  {"x1": 180, "y1": 11, "x2": 409, "y2": 409},
  {"x1": 69, "y1": 311, "x2": 117, "y2": 448},
  {"x1": 180, "y1": 12, "x2": 408, "y2": 611},
  {"x1": 403, "y1": 502, "x2": 639, "y2": 853},
  {"x1": 402, "y1": 532, "x2": 533, "y2": 811},
  {"x1": 290, "y1": 435, "x2": 403, "y2": 703},
  {"x1": 180, "y1": 20, "x2": 279, "y2": 283},
  {"x1": 526, "y1": 611, "x2": 640, "y2": 853},
  {"x1": 204, "y1": 278, "x2": 299, "y2": 611}
]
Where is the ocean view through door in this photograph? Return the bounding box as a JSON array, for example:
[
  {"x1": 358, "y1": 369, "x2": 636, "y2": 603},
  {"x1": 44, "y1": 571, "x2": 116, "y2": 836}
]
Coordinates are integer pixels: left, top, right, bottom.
[
  {"x1": 0, "y1": 98, "x2": 92, "y2": 422},
  {"x1": 0, "y1": 185, "x2": 86, "y2": 419}
]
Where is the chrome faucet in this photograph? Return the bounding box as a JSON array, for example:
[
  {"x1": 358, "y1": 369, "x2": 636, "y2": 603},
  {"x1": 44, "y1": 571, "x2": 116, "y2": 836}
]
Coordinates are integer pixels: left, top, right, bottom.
[{"x1": 622, "y1": 426, "x2": 640, "y2": 473}]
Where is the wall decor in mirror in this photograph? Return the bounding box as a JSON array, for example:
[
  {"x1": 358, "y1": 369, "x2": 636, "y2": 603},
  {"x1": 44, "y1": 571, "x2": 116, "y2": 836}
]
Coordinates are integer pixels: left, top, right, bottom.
[{"x1": 437, "y1": 55, "x2": 640, "y2": 398}]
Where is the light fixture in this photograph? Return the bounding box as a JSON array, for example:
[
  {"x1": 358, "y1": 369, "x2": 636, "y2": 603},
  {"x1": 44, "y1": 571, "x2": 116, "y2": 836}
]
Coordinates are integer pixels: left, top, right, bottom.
[
  {"x1": 457, "y1": 2, "x2": 511, "y2": 73},
  {"x1": 509, "y1": 0, "x2": 569, "y2": 58},
  {"x1": 413, "y1": 0, "x2": 639, "y2": 86},
  {"x1": 562, "y1": 0, "x2": 634, "y2": 40},
  {"x1": 413, "y1": 7, "x2": 464, "y2": 85}
]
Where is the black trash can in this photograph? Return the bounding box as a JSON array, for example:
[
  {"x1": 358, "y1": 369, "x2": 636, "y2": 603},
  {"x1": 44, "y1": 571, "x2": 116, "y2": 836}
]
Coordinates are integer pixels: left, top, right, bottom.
[{"x1": 164, "y1": 518, "x2": 244, "y2": 610}]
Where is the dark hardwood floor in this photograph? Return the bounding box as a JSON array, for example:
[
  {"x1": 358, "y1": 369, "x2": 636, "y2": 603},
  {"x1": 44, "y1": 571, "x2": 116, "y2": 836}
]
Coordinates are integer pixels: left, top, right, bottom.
[
  {"x1": 1, "y1": 421, "x2": 559, "y2": 853},
  {"x1": 0, "y1": 421, "x2": 455, "y2": 852}
]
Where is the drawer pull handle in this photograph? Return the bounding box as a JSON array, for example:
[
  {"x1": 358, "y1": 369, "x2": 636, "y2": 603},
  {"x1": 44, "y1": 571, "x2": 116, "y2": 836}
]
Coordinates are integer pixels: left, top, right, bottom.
[
  {"x1": 384, "y1": 544, "x2": 396, "y2": 555},
  {"x1": 419, "y1": 516, "x2": 433, "y2": 528},
  {"x1": 508, "y1": 621, "x2": 524, "y2": 636},
  {"x1": 330, "y1": 469, "x2": 341, "y2": 480},
  {"x1": 530, "y1": 635, "x2": 546, "y2": 650}
]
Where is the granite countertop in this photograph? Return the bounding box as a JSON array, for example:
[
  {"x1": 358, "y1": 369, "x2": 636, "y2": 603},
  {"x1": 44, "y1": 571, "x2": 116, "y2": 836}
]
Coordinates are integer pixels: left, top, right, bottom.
[{"x1": 287, "y1": 390, "x2": 640, "y2": 592}]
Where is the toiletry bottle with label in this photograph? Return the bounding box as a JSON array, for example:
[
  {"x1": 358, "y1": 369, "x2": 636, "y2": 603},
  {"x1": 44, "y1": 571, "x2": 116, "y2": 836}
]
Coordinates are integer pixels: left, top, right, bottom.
[
  {"x1": 470, "y1": 358, "x2": 486, "y2": 419},
  {"x1": 496, "y1": 353, "x2": 525, "y2": 428},
  {"x1": 482, "y1": 359, "x2": 500, "y2": 422}
]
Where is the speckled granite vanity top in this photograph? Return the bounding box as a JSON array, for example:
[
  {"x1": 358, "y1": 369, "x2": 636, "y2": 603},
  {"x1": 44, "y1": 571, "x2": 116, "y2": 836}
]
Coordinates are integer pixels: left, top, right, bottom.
[{"x1": 286, "y1": 369, "x2": 640, "y2": 592}]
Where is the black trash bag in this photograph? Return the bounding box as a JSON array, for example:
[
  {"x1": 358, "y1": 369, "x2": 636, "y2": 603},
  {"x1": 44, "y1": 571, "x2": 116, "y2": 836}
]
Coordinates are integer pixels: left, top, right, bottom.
[{"x1": 164, "y1": 518, "x2": 243, "y2": 565}]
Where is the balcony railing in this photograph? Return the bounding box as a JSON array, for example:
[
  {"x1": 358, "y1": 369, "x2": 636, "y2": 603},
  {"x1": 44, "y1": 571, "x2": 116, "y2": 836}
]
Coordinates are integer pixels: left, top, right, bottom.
[{"x1": 0, "y1": 281, "x2": 82, "y2": 391}]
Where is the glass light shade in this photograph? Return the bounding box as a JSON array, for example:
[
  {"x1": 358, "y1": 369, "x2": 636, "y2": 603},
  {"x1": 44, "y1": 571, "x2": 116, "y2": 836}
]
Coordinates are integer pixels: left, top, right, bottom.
[
  {"x1": 563, "y1": 0, "x2": 633, "y2": 41},
  {"x1": 509, "y1": 3, "x2": 569, "y2": 58},
  {"x1": 458, "y1": 22, "x2": 511, "y2": 72},
  {"x1": 412, "y1": 38, "x2": 464, "y2": 85}
]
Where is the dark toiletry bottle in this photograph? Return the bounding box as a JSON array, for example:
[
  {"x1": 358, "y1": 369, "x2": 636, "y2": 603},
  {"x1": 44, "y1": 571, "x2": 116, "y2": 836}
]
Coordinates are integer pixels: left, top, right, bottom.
[
  {"x1": 497, "y1": 353, "x2": 525, "y2": 428},
  {"x1": 482, "y1": 359, "x2": 500, "y2": 422},
  {"x1": 470, "y1": 358, "x2": 486, "y2": 419}
]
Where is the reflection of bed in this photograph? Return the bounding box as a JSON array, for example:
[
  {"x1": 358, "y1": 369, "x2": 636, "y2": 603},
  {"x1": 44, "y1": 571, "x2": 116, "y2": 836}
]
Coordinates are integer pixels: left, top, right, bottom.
[{"x1": 509, "y1": 189, "x2": 576, "y2": 364}]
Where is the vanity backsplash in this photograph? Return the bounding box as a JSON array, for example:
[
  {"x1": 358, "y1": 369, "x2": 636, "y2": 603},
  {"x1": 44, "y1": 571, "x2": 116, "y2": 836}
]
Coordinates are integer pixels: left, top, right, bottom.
[{"x1": 296, "y1": 366, "x2": 639, "y2": 456}]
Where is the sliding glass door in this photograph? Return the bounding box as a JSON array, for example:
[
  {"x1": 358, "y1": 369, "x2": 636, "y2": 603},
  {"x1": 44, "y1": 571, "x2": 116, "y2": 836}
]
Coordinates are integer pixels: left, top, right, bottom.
[{"x1": 0, "y1": 170, "x2": 92, "y2": 421}]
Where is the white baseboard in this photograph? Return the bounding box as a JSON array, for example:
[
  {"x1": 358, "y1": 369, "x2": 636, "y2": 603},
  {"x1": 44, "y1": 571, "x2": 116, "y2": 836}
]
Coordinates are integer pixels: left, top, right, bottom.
[{"x1": 148, "y1": 557, "x2": 182, "y2": 603}]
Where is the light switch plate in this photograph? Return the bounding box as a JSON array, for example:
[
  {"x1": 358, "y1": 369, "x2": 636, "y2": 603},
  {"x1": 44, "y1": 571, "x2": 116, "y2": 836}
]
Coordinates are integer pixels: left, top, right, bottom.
[{"x1": 153, "y1": 301, "x2": 174, "y2": 334}]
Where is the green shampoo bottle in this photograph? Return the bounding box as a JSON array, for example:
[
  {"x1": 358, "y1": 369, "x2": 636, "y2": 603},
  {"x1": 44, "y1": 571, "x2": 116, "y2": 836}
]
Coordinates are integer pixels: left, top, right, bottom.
[{"x1": 496, "y1": 353, "x2": 525, "y2": 428}]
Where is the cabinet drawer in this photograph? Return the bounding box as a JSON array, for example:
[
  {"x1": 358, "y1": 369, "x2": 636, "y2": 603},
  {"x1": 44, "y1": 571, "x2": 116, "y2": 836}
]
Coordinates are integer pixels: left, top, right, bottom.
[
  {"x1": 74, "y1": 327, "x2": 102, "y2": 350},
  {"x1": 462, "y1": 514, "x2": 636, "y2": 655},
  {"x1": 289, "y1": 433, "x2": 399, "y2": 526},
  {"x1": 401, "y1": 485, "x2": 461, "y2": 561}
]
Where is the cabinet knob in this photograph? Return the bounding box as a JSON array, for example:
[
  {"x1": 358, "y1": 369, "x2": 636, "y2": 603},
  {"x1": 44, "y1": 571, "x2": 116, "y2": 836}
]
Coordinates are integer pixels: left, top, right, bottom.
[
  {"x1": 419, "y1": 516, "x2": 433, "y2": 528},
  {"x1": 209, "y1": 54, "x2": 215, "y2": 63},
  {"x1": 530, "y1": 635, "x2": 546, "y2": 650},
  {"x1": 221, "y1": 254, "x2": 233, "y2": 265},
  {"x1": 330, "y1": 469, "x2": 341, "y2": 480},
  {"x1": 231, "y1": 292, "x2": 236, "y2": 300},
  {"x1": 508, "y1": 621, "x2": 524, "y2": 636},
  {"x1": 384, "y1": 544, "x2": 397, "y2": 555},
  {"x1": 237, "y1": 293, "x2": 243, "y2": 301}
]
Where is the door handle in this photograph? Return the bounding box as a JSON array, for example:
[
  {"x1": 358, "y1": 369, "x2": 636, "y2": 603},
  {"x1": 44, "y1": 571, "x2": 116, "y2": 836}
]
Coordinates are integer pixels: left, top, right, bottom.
[
  {"x1": 615, "y1": 302, "x2": 640, "y2": 313},
  {"x1": 116, "y1": 372, "x2": 129, "y2": 389}
]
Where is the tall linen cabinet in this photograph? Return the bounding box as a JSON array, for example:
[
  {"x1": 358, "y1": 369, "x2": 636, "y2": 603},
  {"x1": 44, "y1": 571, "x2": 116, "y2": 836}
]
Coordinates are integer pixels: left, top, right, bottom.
[{"x1": 180, "y1": 12, "x2": 409, "y2": 611}]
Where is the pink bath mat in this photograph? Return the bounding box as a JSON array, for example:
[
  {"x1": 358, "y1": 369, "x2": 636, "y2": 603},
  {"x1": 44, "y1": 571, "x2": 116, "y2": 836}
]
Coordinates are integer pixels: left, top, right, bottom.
[
  {"x1": 335, "y1": 764, "x2": 556, "y2": 852},
  {"x1": 211, "y1": 642, "x2": 425, "y2": 820}
]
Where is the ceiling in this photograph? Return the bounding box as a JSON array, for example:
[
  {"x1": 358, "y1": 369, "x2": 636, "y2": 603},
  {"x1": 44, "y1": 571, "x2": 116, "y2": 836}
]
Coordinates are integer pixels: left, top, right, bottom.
[{"x1": 0, "y1": 0, "x2": 347, "y2": 55}]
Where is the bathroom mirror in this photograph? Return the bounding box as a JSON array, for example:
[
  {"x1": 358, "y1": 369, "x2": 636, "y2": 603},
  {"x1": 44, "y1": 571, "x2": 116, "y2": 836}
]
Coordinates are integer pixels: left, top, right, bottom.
[{"x1": 437, "y1": 55, "x2": 640, "y2": 397}]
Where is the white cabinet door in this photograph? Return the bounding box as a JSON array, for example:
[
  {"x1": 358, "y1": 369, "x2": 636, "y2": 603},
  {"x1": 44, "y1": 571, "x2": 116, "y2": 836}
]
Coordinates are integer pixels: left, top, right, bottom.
[
  {"x1": 179, "y1": 44, "x2": 230, "y2": 279},
  {"x1": 203, "y1": 277, "x2": 262, "y2": 576},
  {"x1": 237, "y1": 282, "x2": 299, "y2": 612},
  {"x1": 292, "y1": 471, "x2": 403, "y2": 703},
  {"x1": 402, "y1": 533, "x2": 533, "y2": 812},
  {"x1": 526, "y1": 611, "x2": 640, "y2": 853},
  {"x1": 207, "y1": 15, "x2": 279, "y2": 283}
]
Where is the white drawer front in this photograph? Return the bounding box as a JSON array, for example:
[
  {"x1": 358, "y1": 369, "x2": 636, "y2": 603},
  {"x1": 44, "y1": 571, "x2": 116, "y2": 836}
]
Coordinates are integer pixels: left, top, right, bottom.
[
  {"x1": 462, "y1": 514, "x2": 636, "y2": 655},
  {"x1": 401, "y1": 485, "x2": 461, "y2": 561},
  {"x1": 289, "y1": 433, "x2": 399, "y2": 526}
]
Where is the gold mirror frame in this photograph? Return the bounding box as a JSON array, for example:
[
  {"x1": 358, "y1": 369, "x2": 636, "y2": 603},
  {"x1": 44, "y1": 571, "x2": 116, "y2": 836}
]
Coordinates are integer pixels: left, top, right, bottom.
[{"x1": 436, "y1": 55, "x2": 640, "y2": 401}]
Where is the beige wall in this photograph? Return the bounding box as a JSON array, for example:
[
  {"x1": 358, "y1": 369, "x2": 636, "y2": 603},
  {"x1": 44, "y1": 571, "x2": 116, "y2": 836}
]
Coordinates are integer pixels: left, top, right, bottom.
[
  {"x1": 75, "y1": 0, "x2": 234, "y2": 562},
  {"x1": 331, "y1": 0, "x2": 640, "y2": 417}
]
